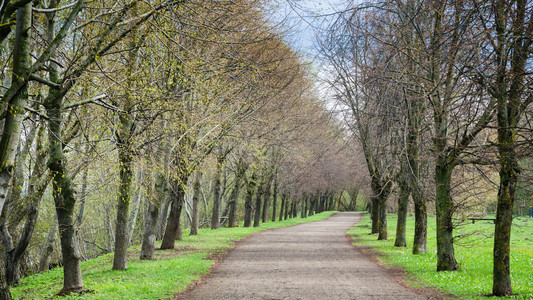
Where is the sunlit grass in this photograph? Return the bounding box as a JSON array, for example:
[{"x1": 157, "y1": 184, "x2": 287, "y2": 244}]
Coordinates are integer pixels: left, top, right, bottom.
[
  {"x1": 348, "y1": 214, "x2": 533, "y2": 299},
  {"x1": 12, "y1": 211, "x2": 336, "y2": 299}
]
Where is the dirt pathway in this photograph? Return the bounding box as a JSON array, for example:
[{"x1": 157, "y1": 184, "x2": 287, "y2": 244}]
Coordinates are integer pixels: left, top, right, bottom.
[{"x1": 180, "y1": 212, "x2": 426, "y2": 299}]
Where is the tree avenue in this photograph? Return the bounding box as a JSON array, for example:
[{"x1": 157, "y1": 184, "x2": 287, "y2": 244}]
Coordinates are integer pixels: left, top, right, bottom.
[
  {"x1": 0, "y1": 0, "x2": 362, "y2": 297},
  {"x1": 320, "y1": 0, "x2": 532, "y2": 297},
  {"x1": 0, "y1": 0, "x2": 531, "y2": 298}
]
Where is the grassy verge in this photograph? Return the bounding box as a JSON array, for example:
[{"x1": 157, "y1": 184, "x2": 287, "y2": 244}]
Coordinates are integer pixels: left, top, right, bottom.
[
  {"x1": 13, "y1": 211, "x2": 336, "y2": 299},
  {"x1": 348, "y1": 214, "x2": 533, "y2": 299}
]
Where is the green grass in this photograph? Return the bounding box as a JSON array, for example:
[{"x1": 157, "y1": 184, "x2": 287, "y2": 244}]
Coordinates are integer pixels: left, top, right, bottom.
[
  {"x1": 348, "y1": 214, "x2": 533, "y2": 299},
  {"x1": 12, "y1": 211, "x2": 336, "y2": 299}
]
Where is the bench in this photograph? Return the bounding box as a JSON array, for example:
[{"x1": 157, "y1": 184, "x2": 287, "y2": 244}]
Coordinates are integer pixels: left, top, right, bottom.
[{"x1": 468, "y1": 218, "x2": 496, "y2": 224}]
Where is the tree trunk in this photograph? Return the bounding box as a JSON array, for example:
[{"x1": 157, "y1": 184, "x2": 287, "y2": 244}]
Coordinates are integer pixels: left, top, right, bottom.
[
  {"x1": 427, "y1": 0, "x2": 459, "y2": 272},
  {"x1": 52, "y1": 172, "x2": 83, "y2": 295},
  {"x1": 289, "y1": 201, "x2": 294, "y2": 218},
  {"x1": 4, "y1": 147, "x2": 24, "y2": 230},
  {"x1": 394, "y1": 175, "x2": 409, "y2": 247},
  {"x1": 301, "y1": 196, "x2": 308, "y2": 218},
  {"x1": 377, "y1": 194, "x2": 388, "y2": 240},
  {"x1": 243, "y1": 170, "x2": 256, "y2": 227},
  {"x1": 0, "y1": 260, "x2": 10, "y2": 300},
  {"x1": 140, "y1": 173, "x2": 165, "y2": 260},
  {"x1": 412, "y1": 187, "x2": 427, "y2": 254},
  {"x1": 76, "y1": 167, "x2": 88, "y2": 258},
  {"x1": 0, "y1": 18, "x2": 30, "y2": 296},
  {"x1": 349, "y1": 189, "x2": 358, "y2": 211},
  {"x1": 406, "y1": 97, "x2": 427, "y2": 254},
  {"x1": 176, "y1": 197, "x2": 184, "y2": 241},
  {"x1": 271, "y1": 174, "x2": 277, "y2": 222},
  {"x1": 493, "y1": 147, "x2": 515, "y2": 295},
  {"x1": 227, "y1": 168, "x2": 240, "y2": 228},
  {"x1": 328, "y1": 194, "x2": 335, "y2": 211},
  {"x1": 156, "y1": 195, "x2": 171, "y2": 240},
  {"x1": 39, "y1": 224, "x2": 56, "y2": 272},
  {"x1": 283, "y1": 196, "x2": 290, "y2": 220},
  {"x1": 261, "y1": 179, "x2": 272, "y2": 223},
  {"x1": 190, "y1": 172, "x2": 202, "y2": 234},
  {"x1": 160, "y1": 180, "x2": 185, "y2": 250},
  {"x1": 435, "y1": 162, "x2": 458, "y2": 271},
  {"x1": 491, "y1": 0, "x2": 529, "y2": 294},
  {"x1": 279, "y1": 193, "x2": 285, "y2": 221},
  {"x1": 44, "y1": 11, "x2": 83, "y2": 292},
  {"x1": 112, "y1": 147, "x2": 133, "y2": 270},
  {"x1": 3, "y1": 254, "x2": 18, "y2": 287},
  {"x1": 105, "y1": 203, "x2": 114, "y2": 252},
  {"x1": 3, "y1": 178, "x2": 46, "y2": 285},
  {"x1": 308, "y1": 195, "x2": 315, "y2": 217},
  {"x1": 127, "y1": 171, "x2": 144, "y2": 245},
  {"x1": 318, "y1": 194, "x2": 324, "y2": 213},
  {"x1": 370, "y1": 195, "x2": 379, "y2": 234},
  {"x1": 0, "y1": 3, "x2": 32, "y2": 227},
  {"x1": 2, "y1": 125, "x2": 47, "y2": 285},
  {"x1": 112, "y1": 31, "x2": 143, "y2": 269},
  {"x1": 211, "y1": 156, "x2": 223, "y2": 230},
  {"x1": 370, "y1": 176, "x2": 382, "y2": 234},
  {"x1": 140, "y1": 199, "x2": 158, "y2": 260},
  {"x1": 253, "y1": 182, "x2": 263, "y2": 227}
]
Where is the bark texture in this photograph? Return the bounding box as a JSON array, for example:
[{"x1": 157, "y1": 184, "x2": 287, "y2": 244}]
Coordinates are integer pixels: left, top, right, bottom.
[
  {"x1": 279, "y1": 193, "x2": 286, "y2": 220},
  {"x1": 261, "y1": 175, "x2": 273, "y2": 223},
  {"x1": 412, "y1": 186, "x2": 427, "y2": 254},
  {"x1": 490, "y1": 0, "x2": 531, "y2": 295},
  {"x1": 112, "y1": 147, "x2": 133, "y2": 270},
  {"x1": 39, "y1": 224, "x2": 56, "y2": 272},
  {"x1": 227, "y1": 167, "x2": 241, "y2": 228},
  {"x1": 211, "y1": 155, "x2": 224, "y2": 229},
  {"x1": 435, "y1": 163, "x2": 458, "y2": 271},
  {"x1": 0, "y1": 3, "x2": 32, "y2": 222},
  {"x1": 394, "y1": 174, "x2": 409, "y2": 247},
  {"x1": 253, "y1": 182, "x2": 263, "y2": 227},
  {"x1": 243, "y1": 170, "x2": 256, "y2": 227},
  {"x1": 271, "y1": 173, "x2": 277, "y2": 222},
  {"x1": 190, "y1": 172, "x2": 202, "y2": 234},
  {"x1": 1, "y1": 125, "x2": 47, "y2": 285},
  {"x1": 44, "y1": 9, "x2": 84, "y2": 292},
  {"x1": 160, "y1": 180, "x2": 185, "y2": 249},
  {"x1": 377, "y1": 187, "x2": 390, "y2": 240}
]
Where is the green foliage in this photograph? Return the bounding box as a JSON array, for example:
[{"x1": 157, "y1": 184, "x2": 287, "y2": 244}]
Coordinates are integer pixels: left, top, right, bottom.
[
  {"x1": 12, "y1": 212, "x2": 336, "y2": 299},
  {"x1": 348, "y1": 214, "x2": 533, "y2": 299}
]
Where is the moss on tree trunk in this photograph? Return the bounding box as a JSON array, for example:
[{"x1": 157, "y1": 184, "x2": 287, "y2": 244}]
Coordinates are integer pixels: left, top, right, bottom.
[
  {"x1": 394, "y1": 176, "x2": 409, "y2": 247},
  {"x1": 435, "y1": 161, "x2": 458, "y2": 271}
]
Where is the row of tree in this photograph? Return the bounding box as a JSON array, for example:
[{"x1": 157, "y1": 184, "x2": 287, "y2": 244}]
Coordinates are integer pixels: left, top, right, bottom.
[
  {"x1": 0, "y1": 0, "x2": 362, "y2": 298},
  {"x1": 320, "y1": 0, "x2": 532, "y2": 296}
]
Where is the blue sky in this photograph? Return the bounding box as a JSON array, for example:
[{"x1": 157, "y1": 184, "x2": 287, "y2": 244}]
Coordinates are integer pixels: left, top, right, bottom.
[
  {"x1": 265, "y1": 0, "x2": 353, "y2": 113},
  {"x1": 266, "y1": 0, "x2": 350, "y2": 57}
]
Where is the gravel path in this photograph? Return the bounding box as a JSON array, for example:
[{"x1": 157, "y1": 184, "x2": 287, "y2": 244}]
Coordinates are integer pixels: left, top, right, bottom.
[{"x1": 180, "y1": 212, "x2": 425, "y2": 299}]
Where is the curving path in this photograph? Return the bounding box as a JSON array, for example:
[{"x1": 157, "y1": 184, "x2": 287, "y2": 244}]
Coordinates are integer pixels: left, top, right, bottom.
[{"x1": 180, "y1": 212, "x2": 425, "y2": 299}]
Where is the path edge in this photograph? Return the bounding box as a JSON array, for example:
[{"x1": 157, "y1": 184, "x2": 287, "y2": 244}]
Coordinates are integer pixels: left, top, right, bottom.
[{"x1": 345, "y1": 213, "x2": 453, "y2": 300}]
